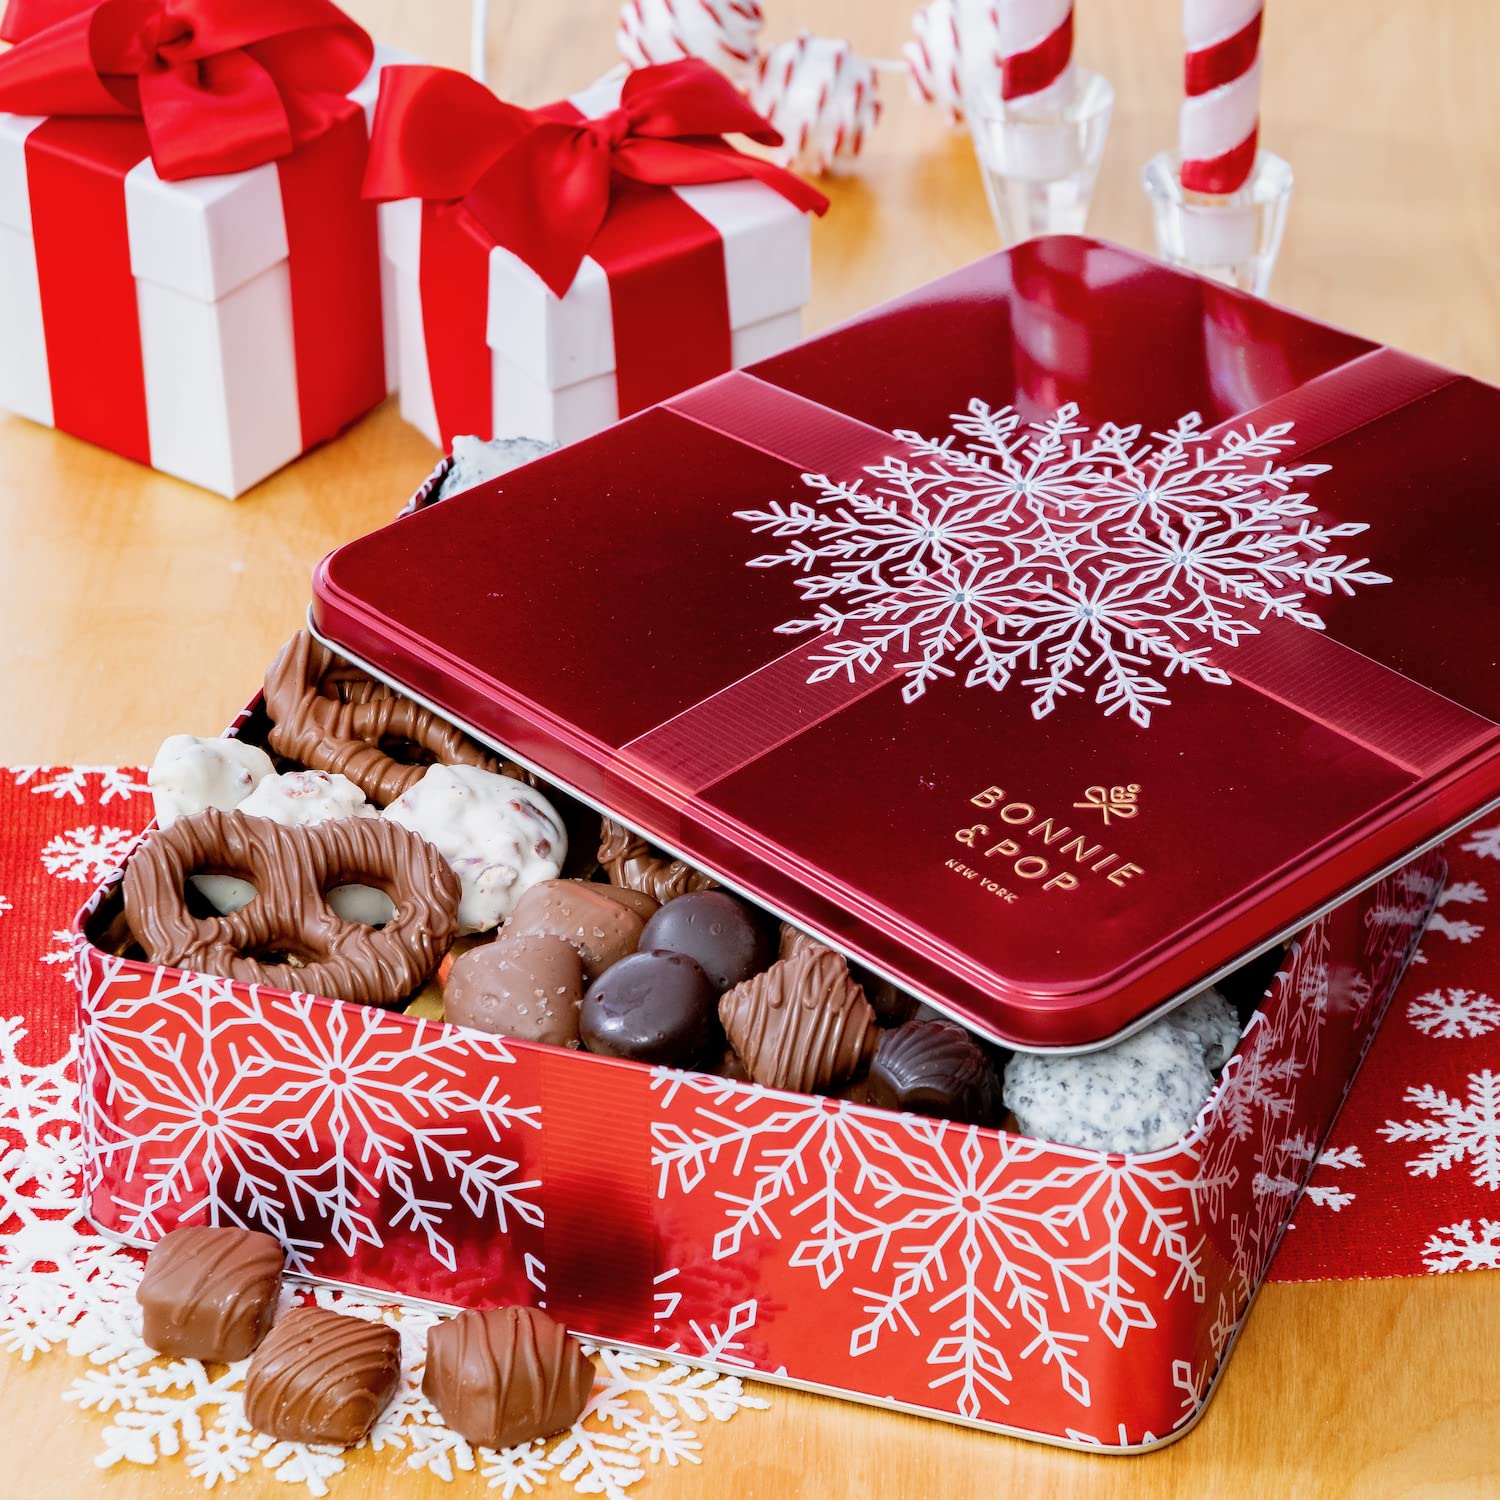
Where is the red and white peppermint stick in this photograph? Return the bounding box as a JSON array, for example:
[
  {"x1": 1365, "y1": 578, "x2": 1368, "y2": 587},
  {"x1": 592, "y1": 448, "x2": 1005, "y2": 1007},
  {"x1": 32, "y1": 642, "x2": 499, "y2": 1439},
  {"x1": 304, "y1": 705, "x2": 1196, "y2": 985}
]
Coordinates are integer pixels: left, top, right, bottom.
[
  {"x1": 1180, "y1": 0, "x2": 1264, "y2": 194},
  {"x1": 996, "y1": 0, "x2": 1074, "y2": 106},
  {"x1": 616, "y1": 0, "x2": 765, "y2": 85}
]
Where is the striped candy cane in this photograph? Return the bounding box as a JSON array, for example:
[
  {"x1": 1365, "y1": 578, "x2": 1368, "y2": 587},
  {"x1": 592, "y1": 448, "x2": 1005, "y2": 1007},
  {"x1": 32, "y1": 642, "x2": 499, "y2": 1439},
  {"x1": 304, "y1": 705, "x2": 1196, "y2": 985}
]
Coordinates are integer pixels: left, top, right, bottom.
[
  {"x1": 617, "y1": 0, "x2": 765, "y2": 86},
  {"x1": 996, "y1": 0, "x2": 1074, "y2": 106},
  {"x1": 1180, "y1": 0, "x2": 1263, "y2": 193}
]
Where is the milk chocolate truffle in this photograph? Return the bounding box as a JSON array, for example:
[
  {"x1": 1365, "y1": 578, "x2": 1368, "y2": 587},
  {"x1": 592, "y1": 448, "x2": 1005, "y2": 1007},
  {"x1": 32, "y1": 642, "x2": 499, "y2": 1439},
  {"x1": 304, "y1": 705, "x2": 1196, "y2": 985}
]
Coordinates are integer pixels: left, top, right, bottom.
[
  {"x1": 867, "y1": 1020, "x2": 999, "y2": 1125},
  {"x1": 579, "y1": 950, "x2": 719, "y2": 1065},
  {"x1": 598, "y1": 817, "x2": 717, "y2": 905},
  {"x1": 243, "y1": 1306, "x2": 401, "y2": 1447},
  {"x1": 507, "y1": 879, "x2": 657, "y2": 981},
  {"x1": 777, "y1": 923, "x2": 917, "y2": 1026},
  {"x1": 137, "y1": 1225, "x2": 284, "y2": 1362},
  {"x1": 719, "y1": 947, "x2": 879, "y2": 1093},
  {"x1": 423, "y1": 1306, "x2": 593, "y2": 1450},
  {"x1": 445, "y1": 932, "x2": 585, "y2": 1047},
  {"x1": 640, "y1": 891, "x2": 775, "y2": 993}
]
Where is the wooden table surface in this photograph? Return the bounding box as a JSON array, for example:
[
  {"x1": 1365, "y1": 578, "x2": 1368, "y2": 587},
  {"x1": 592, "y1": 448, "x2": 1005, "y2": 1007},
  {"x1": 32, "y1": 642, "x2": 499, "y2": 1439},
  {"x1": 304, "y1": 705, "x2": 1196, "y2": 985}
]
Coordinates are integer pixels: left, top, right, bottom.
[{"x1": 3, "y1": 2, "x2": 1497, "y2": 1496}]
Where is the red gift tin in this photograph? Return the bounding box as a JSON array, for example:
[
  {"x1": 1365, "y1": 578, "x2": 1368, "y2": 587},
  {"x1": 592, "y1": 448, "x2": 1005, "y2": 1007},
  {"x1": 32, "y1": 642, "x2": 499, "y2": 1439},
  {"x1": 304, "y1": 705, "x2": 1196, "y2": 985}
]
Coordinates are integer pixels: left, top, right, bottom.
[{"x1": 75, "y1": 238, "x2": 1500, "y2": 1450}]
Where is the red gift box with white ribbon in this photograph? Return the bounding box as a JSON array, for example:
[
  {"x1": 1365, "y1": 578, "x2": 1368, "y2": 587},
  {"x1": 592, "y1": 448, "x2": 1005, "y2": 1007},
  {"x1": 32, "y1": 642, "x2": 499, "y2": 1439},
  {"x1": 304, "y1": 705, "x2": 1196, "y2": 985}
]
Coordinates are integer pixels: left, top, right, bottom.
[
  {"x1": 0, "y1": 0, "x2": 403, "y2": 497},
  {"x1": 367, "y1": 61, "x2": 827, "y2": 450}
]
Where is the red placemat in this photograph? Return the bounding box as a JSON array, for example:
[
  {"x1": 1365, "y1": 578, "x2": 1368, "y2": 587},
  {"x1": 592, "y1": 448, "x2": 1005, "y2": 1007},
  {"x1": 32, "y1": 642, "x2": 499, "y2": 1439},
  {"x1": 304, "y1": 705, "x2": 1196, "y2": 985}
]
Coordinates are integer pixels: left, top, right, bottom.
[{"x1": 0, "y1": 765, "x2": 1495, "y2": 1281}]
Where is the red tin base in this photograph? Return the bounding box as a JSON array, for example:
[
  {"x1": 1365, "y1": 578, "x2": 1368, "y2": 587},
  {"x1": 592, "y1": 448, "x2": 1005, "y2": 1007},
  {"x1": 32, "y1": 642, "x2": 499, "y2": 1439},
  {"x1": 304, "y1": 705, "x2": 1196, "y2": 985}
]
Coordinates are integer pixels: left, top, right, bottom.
[{"x1": 74, "y1": 816, "x2": 1440, "y2": 1450}]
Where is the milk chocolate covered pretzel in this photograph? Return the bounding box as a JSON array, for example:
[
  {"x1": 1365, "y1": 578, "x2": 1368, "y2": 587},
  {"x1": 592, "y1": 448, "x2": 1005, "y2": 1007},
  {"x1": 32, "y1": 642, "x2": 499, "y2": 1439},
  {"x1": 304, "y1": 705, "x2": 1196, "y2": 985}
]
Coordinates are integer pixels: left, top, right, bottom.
[
  {"x1": 123, "y1": 808, "x2": 461, "y2": 1007},
  {"x1": 264, "y1": 631, "x2": 520, "y2": 807},
  {"x1": 598, "y1": 817, "x2": 718, "y2": 905}
]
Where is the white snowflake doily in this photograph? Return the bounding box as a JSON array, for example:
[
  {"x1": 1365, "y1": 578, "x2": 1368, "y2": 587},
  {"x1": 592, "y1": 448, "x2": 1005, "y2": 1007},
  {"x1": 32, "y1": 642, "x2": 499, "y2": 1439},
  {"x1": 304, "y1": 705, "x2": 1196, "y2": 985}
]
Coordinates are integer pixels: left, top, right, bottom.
[
  {"x1": 737, "y1": 401, "x2": 1387, "y2": 726},
  {"x1": 0, "y1": 1015, "x2": 766, "y2": 1497}
]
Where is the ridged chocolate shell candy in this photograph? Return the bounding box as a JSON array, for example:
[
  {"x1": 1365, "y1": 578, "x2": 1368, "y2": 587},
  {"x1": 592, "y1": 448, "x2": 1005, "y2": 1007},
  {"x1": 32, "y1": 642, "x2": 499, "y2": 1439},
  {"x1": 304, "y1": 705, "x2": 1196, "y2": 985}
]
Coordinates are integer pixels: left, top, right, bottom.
[
  {"x1": 137, "y1": 1224, "x2": 284, "y2": 1362},
  {"x1": 598, "y1": 818, "x2": 717, "y2": 905},
  {"x1": 424, "y1": 1306, "x2": 593, "y2": 1450},
  {"x1": 244, "y1": 1306, "x2": 401, "y2": 1446},
  {"x1": 719, "y1": 947, "x2": 878, "y2": 1093},
  {"x1": 867, "y1": 1019, "x2": 999, "y2": 1125}
]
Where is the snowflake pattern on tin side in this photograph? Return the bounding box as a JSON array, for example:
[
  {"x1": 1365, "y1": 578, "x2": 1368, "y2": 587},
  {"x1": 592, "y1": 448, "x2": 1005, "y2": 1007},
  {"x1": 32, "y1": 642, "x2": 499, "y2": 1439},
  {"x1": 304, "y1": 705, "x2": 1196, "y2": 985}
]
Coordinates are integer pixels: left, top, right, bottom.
[{"x1": 736, "y1": 402, "x2": 1388, "y2": 726}]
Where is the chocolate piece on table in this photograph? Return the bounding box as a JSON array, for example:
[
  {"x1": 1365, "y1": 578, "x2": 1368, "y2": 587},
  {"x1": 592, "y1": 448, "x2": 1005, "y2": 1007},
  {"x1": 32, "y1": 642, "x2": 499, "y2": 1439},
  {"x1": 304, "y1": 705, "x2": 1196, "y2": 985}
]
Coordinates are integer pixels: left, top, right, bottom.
[
  {"x1": 719, "y1": 947, "x2": 879, "y2": 1094},
  {"x1": 598, "y1": 817, "x2": 717, "y2": 905},
  {"x1": 445, "y1": 932, "x2": 585, "y2": 1047},
  {"x1": 867, "y1": 1019, "x2": 1000, "y2": 1125},
  {"x1": 424, "y1": 1306, "x2": 593, "y2": 1450},
  {"x1": 579, "y1": 950, "x2": 719, "y2": 1066},
  {"x1": 244, "y1": 1306, "x2": 401, "y2": 1447},
  {"x1": 137, "y1": 1224, "x2": 284, "y2": 1362},
  {"x1": 639, "y1": 890, "x2": 775, "y2": 993},
  {"x1": 506, "y1": 879, "x2": 655, "y2": 980},
  {"x1": 777, "y1": 923, "x2": 917, "y2": 1026}
]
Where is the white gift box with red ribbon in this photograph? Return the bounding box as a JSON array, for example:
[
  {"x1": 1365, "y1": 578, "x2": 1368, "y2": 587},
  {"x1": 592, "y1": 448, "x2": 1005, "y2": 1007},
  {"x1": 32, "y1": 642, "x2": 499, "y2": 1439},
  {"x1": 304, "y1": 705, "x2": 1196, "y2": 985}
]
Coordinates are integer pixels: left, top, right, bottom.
[
  {"x1": 0, "y1": 46, "x2": 411, "y2": 498},
  {"x1": 379, "y1": 75, "x2": 813, "y2": 451}
]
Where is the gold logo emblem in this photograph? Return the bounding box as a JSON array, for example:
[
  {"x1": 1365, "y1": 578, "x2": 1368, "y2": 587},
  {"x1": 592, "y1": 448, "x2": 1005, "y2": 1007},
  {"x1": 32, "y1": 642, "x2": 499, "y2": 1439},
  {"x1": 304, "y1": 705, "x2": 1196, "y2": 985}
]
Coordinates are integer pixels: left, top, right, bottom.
[{"x1": 1073, "y1": 784, "x2": 1141, "y2": 825}]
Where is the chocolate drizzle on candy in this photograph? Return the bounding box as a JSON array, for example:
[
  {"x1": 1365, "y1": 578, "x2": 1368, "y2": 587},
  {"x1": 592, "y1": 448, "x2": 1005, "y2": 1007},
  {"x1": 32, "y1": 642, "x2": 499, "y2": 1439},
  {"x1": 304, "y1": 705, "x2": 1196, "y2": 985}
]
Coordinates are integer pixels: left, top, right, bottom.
[
  {"x1": 264, "y1": 631, "x2": 522, "y2": 807},
  {"x1": 123, "y1": 807, "x2": 460, "y2": 1009},
  {"x1": 244, "y1": 1306, "x2": 401, "y2": 1447},
  {"x1": 719, "y1": 946, "x2": 878, "y2": 1093},
  {"x1": 599, "y1": 816, "x2": 717, "y2": 905},
  {"x1": 137, "y1": 1225, "x2": 284, "y2": 1363},
  {"x1": 424, "y1": 1306, "x2": 593, "y2": 1450}
]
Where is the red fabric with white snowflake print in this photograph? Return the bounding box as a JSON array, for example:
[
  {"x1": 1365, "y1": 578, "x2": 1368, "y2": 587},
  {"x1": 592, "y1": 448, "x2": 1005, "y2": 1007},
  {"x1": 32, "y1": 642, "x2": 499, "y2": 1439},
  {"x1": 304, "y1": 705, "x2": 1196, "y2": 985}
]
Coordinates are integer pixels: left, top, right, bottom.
[{"x1": 0, "y1": 766, "x2": 1495, "y2": 1283}]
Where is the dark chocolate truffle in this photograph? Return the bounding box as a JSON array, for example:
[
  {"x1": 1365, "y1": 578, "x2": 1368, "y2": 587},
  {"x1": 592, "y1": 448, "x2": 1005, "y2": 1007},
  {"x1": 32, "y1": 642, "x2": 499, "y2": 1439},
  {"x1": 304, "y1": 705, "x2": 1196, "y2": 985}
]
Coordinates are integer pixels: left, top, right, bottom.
[
  {"x1": 579, "y1": 950, "x2": 719, "y2": 1066},
  {"x1": 719, "y1": 947, "x2": 878, "y2": 1093},
  {"x1": 639, "y1": 891, "x2": 775, "y2": 993},
  {"x1": 445, "y1": 932, "x2": 585, "y2": 1047},
  {"x1": 423, "y1": 1306, "x2": 593, "y2": 1450},
  {"x1": 867, "y1": 1019, "x2": 999, "y2": 1124},
  {"x1": 137, "y1": 1224, "x2": 284, "y2": 1362},
  {"x1": 507, "y1": 879, "x2": 656, "y2": 980},
  {"x1": 244, "y1": 1306, "x2": 402, "y2": 1447}
]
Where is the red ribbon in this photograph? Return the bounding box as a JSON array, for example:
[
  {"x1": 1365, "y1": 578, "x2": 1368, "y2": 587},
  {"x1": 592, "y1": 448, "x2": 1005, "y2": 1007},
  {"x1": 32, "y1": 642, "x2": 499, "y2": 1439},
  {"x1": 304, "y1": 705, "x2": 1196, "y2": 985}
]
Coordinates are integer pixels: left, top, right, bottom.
[
  {"x1": 364, "y1": 62, "x2": 827, "y2": 449},
  {"x1": 3, "y1": 0, "x2": 384, "y2": 482},
  {"x1": 0, "y1": 0, "x2": 373, "y2": 181}
]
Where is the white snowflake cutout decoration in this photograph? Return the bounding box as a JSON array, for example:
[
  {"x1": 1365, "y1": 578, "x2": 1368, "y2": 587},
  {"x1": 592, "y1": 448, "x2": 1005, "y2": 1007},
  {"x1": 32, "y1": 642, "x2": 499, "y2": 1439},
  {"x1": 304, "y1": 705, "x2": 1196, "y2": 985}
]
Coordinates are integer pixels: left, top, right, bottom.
[{"x1": 736, "y1": 401, "x2": 1389, "y2": 727}]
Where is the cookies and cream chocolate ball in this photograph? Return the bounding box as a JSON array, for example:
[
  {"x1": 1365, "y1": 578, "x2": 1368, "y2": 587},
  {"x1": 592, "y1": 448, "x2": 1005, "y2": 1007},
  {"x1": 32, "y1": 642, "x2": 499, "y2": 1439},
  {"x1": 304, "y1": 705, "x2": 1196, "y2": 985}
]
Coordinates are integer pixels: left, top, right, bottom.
[
  {"x1": 639, "y1": 891, "x2": 774, "y2": 993},
  {"x1": 385, "y1": 765, "x2": 566, "y2": 933},
  {"x1": 148, "y1": 734, "x2": 273, "y2": 828},
  {"x1": 506, "y1": 879, "x2": 657, "y2": 981},
  {"x1": 1167, "y1": 986, "x2": 1241, "y2": 1070},
  {"x1": 445, "y1": 932, "x2": 586, "y2": 1048},
  {"x1": 1003, "y1": 1021, "x2": 1217, "y2": 1154}
]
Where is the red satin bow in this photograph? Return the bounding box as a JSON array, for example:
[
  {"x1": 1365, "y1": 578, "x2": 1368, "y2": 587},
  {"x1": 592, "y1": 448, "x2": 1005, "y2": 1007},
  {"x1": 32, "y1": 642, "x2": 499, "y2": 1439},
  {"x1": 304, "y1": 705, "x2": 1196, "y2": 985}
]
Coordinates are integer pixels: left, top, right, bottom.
[
  {"x1": 363, "y1": 60, "x2": 829, "y2": 299},
  {"x1": 0, "y1": 0, "x2": 372, "y2": 180}
]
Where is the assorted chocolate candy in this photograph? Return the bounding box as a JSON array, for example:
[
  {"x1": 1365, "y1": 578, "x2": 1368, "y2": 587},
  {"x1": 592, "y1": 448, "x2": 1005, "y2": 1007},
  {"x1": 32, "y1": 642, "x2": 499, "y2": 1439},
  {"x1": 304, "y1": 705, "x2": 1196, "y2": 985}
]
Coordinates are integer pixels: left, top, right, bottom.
[
  {"x1": 136, "y1": 1225, "x2": 593, "y2": 1452},
  {"x1": 117, "y1": 630, "x2": 1277, "y2": 1153}
]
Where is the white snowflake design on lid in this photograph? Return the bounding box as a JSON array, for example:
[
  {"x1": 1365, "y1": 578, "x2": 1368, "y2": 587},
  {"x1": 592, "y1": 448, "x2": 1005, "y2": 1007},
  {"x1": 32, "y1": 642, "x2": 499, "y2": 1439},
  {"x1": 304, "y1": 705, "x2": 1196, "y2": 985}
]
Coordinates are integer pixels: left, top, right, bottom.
[{"x1": 736, "y1": 402, "x2": 1388, "y2": 726}]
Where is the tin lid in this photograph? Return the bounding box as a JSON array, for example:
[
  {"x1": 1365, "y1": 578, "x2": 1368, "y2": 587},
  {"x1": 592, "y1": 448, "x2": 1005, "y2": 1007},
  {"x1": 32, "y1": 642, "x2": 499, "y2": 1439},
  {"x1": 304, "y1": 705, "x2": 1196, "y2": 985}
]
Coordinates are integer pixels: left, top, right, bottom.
[{"x1": 311, "y1": 238, "x2": 1500, "y2": 1050}]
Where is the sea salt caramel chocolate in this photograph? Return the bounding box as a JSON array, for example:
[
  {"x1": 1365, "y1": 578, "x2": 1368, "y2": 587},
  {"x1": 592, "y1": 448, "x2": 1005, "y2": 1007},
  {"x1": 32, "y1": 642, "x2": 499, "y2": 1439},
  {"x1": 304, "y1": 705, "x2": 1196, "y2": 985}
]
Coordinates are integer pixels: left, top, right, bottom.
[
  {"x1": 719, "y1": 946, "x2": 878, "y2": 1093},
  {"x1": 423, "y1": 1306, "x2": 593, "y2": 1450},
  {"x1": 506, "y1": 879, "x2": 656, "y2": 980},
  {"x1": 598, "y1": 817, "x2": 717, "y2": 906},
  {"x1": 137, "y1": 1225, "x2": 284, "y2": 1362},
  {"x1": 244, "y1": 1306, "x2": 401, "y2": 1447},
  {"x1": 264, "y1": 630, "x2": 520, "y2": 807},
  {"x1": 123, "y1": 808, "x2": 460, "y2": 1008},
  {"x1": 445, "y1": 932, "x2": 585, "y2": 1047}
]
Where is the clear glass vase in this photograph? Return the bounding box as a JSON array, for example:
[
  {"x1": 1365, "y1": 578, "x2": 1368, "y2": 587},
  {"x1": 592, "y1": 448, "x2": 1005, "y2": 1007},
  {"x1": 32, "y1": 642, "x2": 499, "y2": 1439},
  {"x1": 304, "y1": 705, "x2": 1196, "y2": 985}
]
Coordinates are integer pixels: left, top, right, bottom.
[
  {"x1": 1142, "y1": 149, "x2": 1294, "y2": 295},
  {"x1": 967, "y1": 69, "x2": 1115, "y2": 247}
]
